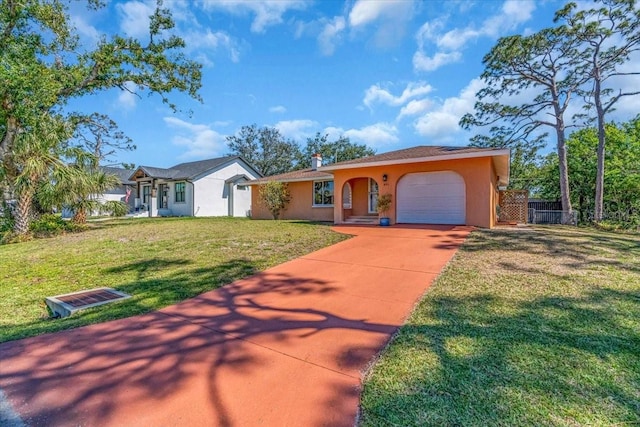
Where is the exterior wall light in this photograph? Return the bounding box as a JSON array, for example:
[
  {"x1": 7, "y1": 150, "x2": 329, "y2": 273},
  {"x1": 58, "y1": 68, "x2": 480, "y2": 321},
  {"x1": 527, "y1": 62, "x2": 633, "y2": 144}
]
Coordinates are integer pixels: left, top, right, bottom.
[{"x1": 382, "y1": 174, "x2": 388, "y2": 182}]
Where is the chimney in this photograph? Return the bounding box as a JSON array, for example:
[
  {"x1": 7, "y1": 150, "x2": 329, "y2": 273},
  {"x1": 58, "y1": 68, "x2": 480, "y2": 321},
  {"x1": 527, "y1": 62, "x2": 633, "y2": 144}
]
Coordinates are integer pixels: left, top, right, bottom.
[{"x1": 311, "y1": 153, "x2": 322, "y2": 170}]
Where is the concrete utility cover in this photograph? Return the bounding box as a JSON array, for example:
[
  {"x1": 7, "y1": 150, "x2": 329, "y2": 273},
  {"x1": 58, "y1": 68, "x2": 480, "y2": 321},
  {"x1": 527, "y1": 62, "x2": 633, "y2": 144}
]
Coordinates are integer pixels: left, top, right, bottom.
[{"x1": 45, "y1": 288, "x2": 131, "y2": 318}]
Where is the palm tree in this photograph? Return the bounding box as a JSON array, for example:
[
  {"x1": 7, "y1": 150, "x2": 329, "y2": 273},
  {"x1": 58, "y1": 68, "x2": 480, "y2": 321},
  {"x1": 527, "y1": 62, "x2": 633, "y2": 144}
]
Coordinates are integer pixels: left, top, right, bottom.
[
  {"x1": 46, "y1": 153, "x2": 121, "y2": 224},
  {"x1": 2, "y1": 114, "x2": 73, "y2": 235}
]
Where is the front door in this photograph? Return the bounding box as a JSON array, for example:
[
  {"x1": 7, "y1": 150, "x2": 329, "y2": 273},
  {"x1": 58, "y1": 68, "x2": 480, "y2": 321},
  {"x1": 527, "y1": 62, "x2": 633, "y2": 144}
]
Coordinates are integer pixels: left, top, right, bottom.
[
  {"x1": 368, "y1": 178, "x2": 379, "y2": 214},
  {"x1": 158, "y1": 184, "x2": 168, "y2": 209}
]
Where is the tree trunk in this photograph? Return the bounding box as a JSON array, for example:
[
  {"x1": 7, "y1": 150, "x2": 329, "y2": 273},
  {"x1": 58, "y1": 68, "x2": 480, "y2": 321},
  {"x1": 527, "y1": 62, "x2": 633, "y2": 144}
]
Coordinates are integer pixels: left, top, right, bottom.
[
  {"x1": 13, "y1": 190, "x2": 32, "y2": 235},
  {"x1": 0, "y1": 108, "x2": 18, "y2": 162},
  {"x1": 72, "y1": 208, "x2": 87, "y2": 224},
  {"x1": 553, "y1": 109, "x2": 573, "y2": 225},
  {"x1": 593, "y1": 69, "x2": 605, "y2": 223}
]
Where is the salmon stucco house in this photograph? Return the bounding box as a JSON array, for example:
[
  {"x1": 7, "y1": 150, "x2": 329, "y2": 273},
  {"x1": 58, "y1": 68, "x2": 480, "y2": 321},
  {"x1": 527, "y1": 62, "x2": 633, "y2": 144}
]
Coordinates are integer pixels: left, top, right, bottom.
[{"x1": 249, "y1": 146, "x2": 510, "y2": 228}]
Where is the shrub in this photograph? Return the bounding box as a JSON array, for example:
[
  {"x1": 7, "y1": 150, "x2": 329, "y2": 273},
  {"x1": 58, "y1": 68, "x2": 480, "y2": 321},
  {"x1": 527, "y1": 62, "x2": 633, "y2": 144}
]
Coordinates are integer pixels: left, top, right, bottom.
[
  {"x1": 102, "y1": 200, "x2": 129, "y2": 217},
  {"x1": 0, "y1": 201, "x2": 14, "y2": 233},
  {"x1": 376, "y1": 193, "x2": 392, "y2": 217},
  {"x1": 258, "y1": 182, "x2": 291, "y2": 219},
  {"x1": 29, "y1": 214, "x2": 71, "y2": 237}
]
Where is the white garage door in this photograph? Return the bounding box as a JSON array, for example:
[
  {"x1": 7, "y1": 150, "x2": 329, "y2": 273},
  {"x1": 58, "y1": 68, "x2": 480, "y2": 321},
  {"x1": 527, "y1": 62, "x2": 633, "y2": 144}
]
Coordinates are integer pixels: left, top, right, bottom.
[{"x1": 397, "y1": 171, "x2": 465, "y2": 224}]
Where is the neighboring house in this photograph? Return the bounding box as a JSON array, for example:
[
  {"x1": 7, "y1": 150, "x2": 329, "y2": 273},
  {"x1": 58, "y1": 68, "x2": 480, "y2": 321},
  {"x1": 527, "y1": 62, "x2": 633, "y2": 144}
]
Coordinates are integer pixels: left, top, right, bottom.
[
  {"x1": 248, "y1": 146, "x2": 510, "y2": 228},
  {"x1": 61, "y1": 166, "x2": 137, "y2": 218},
  {"x1": 100, "y1": 166, "x2": 138, "y2": 212},
  {"x1": 128, "y1": 156, "x2": 261, "y2": 217}
]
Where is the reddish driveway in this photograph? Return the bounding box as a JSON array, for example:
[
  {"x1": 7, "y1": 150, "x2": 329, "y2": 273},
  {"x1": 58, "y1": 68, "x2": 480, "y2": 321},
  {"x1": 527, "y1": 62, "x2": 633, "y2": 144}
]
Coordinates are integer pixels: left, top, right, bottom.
[{"x1": 0, "y1": 225, "x2": 470, "y2": 427}]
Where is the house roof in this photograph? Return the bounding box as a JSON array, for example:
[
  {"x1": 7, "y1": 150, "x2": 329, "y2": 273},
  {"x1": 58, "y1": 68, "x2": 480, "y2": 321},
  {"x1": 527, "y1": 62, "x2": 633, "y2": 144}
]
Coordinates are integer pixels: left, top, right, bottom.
[
  {"x1": 320, "y1": 145, "x2": 510, "y2": 186},
  {"x1": 129, "y1": 156, "x2": 262, "y2": 182},
  {"x1": 249, "y1": 145, "x2": 511, "y2": 186},
  {"x1": 99, "y1": 166, "x2": 136, "y2": 185},
  {"x1": 248, "y1": 168, "x2": 333, "y2": 185},
  {"x1": 320, "y1": 145, "x2": 505, "y2": 169}
]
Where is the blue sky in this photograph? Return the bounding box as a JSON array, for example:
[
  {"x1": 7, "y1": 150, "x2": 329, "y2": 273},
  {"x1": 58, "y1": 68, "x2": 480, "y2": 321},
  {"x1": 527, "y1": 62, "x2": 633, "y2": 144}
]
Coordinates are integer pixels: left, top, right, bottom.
[{"x1": 65, "y1": 0, "x2": 639, "y2": 168}]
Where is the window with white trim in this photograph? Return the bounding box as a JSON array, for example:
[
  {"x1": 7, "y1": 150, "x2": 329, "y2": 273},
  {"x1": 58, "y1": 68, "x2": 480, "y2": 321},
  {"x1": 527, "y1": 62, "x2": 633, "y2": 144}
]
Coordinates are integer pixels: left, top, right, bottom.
[
  {"x1": 175, "y1": 182, "x2": 186, "y2": 203},
  {"x1": 313, "y1": 180, "x2": 334, "y2": 206}
]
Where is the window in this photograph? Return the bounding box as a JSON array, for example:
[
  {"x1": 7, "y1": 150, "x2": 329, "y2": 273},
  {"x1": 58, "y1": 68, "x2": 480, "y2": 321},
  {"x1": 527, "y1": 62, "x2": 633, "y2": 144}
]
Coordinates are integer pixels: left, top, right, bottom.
[
  {"x1": 142, "y1": 186, "x2": 151, "y2": 205},
  {"x1": 343, "y1": 183, "x2": 352, "y2": 209},
  {"x1": 313, "y1": 180, "x2": 334, "y2": 206},
  {"x1": 158, "y1": 184, "x2": 168, "y2": 209},
  {"x1": 368, "y1": 178, "x2": 379, "y2": 213},
  {"x1": 175, "y1": 182, "x2": 186, "y2": 203},
  {"x1": 237, "y1": 185, "x2": 248, "y2": 191}
]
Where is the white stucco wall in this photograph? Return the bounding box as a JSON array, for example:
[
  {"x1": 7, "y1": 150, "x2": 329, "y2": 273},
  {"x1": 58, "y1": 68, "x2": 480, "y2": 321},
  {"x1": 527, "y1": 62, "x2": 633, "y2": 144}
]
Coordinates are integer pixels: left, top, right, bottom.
[
  {"x1": 232, "y1": 184, "x2": 252, "y2": 217},
  {"x1": 166, "y1": 181, "x2": 193, "y2": 217},
  {"x1": 191, "y1": 162, "x2": 258, "y2": 217}
]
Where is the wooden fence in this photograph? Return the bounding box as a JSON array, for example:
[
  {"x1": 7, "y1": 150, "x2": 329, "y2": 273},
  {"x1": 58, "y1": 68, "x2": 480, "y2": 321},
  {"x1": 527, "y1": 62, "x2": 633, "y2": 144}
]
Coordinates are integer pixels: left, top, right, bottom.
[{"x1": 498, "y1": 190, "x2": 529, "y2": 223}]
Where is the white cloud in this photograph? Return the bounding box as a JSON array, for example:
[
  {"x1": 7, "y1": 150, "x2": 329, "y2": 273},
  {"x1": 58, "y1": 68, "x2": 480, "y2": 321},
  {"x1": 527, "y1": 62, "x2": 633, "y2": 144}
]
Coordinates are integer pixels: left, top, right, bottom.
[
  {"x1": 413, "y1": 50, "x2": 462, "y2": 72},
  {"x1": 413, "y1": 78, "x2": 483, "y2": 142},
  {"x1": 363, "y1": 81, "x2": 434, "y2": 109},
  {"x1": 348, "y1": 0, "x2": 417, "y2": 48},
  {"x1": 269, "y1": 105, "x2": 287, "y2": 114},
  {"x1": 183, "y1": 29, "x2": 241, "y2": 62},
  {"x1": 413, "y1": 0, "x2": 536, "y2": 72},
  {"x1": 116, "y1": 81, "x2": 138, "y2": 110},
  {"x1": 349, "y1": 0, "x2": 413, "y2": 27},
  {"x1": 164, "y1": 117, "x2": 227, "y2": 159},
  {"x1": 323, "y1": 126, "x2": 346, "y2": 142},
  {"x1": 274, "y1": 119, "x2": 318, "y2": 141},
  {"x1": 318, "y1": 16, "x2": 346, "y2": 56},
  {"x1": 117, "y1": 0, "x2": 155, "y2": 38},
  {"x1": 436, "y1": 27, "x2": 479, "y2": 51},
  {"x1": 501, "y1": 0, "x2": 536, "y2": 26},
  {"x1": 326, "y1": 123, "x2": 399, "y2": 147},
  {"x1": 415, "y1": 19, "x2": 446, "y2": 46},
  {"x1": 199, "y1": 0, "x2": 309, "y2": 33},
  {"x1": 70, "y1": 15, "x2": 101, "y2": 45},
  {"x1": 398, "y1": 98, "x2": 434, "y2": 120}
]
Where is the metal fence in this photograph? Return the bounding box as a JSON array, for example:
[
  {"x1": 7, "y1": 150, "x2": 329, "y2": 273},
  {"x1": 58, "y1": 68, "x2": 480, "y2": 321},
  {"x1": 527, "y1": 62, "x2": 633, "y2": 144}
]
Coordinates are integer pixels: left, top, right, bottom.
[{"x1": 528, "y1": 209, "x2": 578, "y2": 225}]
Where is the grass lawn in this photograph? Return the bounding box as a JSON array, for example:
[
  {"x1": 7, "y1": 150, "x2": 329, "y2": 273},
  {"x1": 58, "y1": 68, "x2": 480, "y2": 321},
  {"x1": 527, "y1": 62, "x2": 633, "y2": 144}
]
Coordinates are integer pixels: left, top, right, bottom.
[
  {"x1": 0, "y1": 217, "x2": 348, "y2": 343},
  {"x1": 360, "y1": 226, "x2": 640, "y2": 426}
]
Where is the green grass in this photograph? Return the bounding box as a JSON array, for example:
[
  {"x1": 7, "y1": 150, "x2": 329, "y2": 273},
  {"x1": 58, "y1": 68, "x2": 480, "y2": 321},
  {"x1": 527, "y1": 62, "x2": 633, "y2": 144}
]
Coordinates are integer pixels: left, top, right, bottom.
[
  {"x1": 0, "y1": 217, "x2": 349, "y2": 343},
  {"x1": 360, "y1": 226, "x2": 640, "y2": 426}
]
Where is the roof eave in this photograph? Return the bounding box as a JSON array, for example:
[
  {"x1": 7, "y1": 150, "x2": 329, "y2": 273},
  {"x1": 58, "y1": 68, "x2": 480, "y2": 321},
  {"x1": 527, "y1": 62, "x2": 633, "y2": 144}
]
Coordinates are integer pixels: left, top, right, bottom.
[
  {"x1": 319, "y1": 149, "x2": 511, "y2": 171},
  {"x1": 247, "y1": 174, "x2": 333, "y2": 185}
]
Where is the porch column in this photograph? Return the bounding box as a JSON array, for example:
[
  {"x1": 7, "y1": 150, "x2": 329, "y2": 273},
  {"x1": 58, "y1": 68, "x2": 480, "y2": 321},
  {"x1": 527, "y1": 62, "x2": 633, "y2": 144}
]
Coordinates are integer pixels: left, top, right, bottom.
[
  {"x1": 150, "y1": 184, "x2": 158, "y2": 217},
  {"x1": 333, "y1": 176, "x2": 344, "y2": 224}
]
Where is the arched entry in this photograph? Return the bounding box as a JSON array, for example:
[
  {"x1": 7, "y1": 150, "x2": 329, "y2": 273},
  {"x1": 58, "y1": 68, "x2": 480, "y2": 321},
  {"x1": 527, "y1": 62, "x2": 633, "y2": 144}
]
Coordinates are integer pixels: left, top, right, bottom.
[
  {"x1": 341, "y1": 177, "x2": 379, "y2": 223},
  {"x1": 397, "y1": 171, "x2": 465, "y2": 224}
]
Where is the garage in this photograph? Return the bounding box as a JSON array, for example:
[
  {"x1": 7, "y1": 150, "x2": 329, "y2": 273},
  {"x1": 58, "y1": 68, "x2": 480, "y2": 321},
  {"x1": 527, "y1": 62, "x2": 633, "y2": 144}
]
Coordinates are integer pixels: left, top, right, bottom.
[{"x1": 397, "y1": 171, "x2": 466, "y2": 224}]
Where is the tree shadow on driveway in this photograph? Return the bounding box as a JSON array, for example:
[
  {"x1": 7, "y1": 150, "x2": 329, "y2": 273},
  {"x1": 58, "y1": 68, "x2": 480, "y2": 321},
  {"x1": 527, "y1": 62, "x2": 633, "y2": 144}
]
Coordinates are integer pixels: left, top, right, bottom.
[{"x1": 0, "y1": 259, "x2": 400, "y2": 427}]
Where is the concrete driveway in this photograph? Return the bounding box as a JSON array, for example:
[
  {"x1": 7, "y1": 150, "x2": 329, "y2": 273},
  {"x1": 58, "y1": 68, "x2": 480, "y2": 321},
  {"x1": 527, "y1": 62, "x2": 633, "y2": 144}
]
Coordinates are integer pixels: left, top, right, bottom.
[{"x1": 0, "y1": 225, "x2": 471, "y2": 427}]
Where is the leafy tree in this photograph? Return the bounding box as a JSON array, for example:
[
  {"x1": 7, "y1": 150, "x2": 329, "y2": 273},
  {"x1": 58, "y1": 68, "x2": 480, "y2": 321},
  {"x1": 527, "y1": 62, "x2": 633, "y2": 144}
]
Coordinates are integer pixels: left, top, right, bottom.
[
  {"x1": 537, "y1": 131, "x2": 597, "y2": 222},
  {"x1": 296, "y1": 133, "x2": 375, "y2": 168},
  {"x1": 468, "y1": 132, "x2": 545, "y2": 191},
  {"x1": 226, "y1": 124, "x2": 301, "y2": 176},
  {"x1": 555, "y1": 0, "x2": 640, "y2": 222},
  {"x1": 537, "y1": 115, "x2": 640, "y2": 226},
  {"x1": 69, "y1": 113, "x2": 136, "y2": 167},
  {"x1": 461, "y1": 27, "x2": 588, "y2": 222},
  {"x1": 257, "y1": 181, "x2": 291, "y2": 220},
  {"x1": 0, "y1": 0, "x2": 202, "y2": 234}
]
